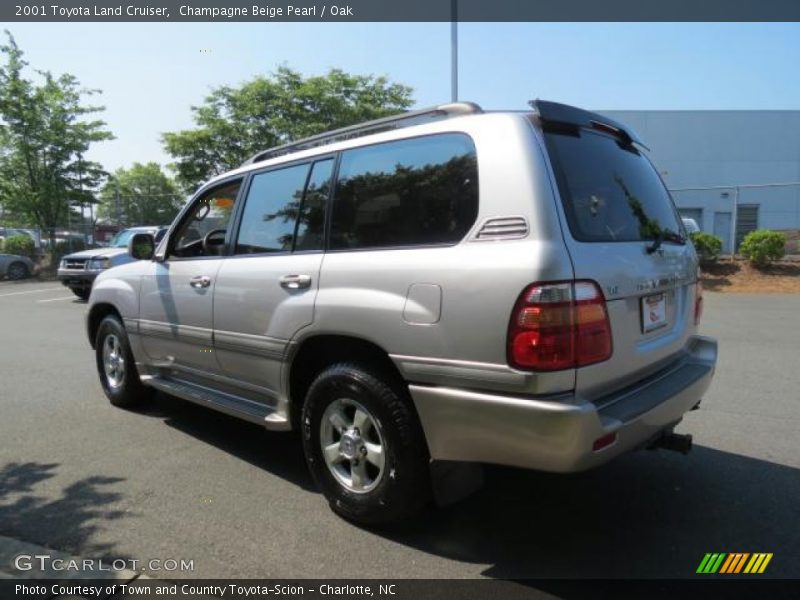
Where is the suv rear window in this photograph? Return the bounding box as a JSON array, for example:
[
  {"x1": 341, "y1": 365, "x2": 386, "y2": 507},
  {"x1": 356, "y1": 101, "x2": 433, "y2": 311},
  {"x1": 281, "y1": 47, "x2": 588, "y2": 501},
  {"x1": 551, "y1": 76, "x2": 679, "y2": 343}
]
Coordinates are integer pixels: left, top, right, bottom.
[
  {"x1": 543, "y1": 127, "x2": 681, "y2": 242},
  {"x1": 330, "y1": 134, "x2": 478, "y2": 250}
]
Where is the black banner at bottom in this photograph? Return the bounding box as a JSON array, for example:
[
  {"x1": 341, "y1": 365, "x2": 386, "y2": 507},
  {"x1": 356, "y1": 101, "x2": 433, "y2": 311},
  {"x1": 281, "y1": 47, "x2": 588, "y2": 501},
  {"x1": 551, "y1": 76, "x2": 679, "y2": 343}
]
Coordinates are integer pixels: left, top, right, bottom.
[{"x1": 2, "y1": 579, "x2": 799, "y2": 600}]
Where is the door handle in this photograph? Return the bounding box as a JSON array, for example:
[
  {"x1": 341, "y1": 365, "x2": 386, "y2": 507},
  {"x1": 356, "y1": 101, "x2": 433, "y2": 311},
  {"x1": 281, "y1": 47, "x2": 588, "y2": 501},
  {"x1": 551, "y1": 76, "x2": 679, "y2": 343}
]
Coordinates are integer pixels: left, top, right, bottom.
[
  {"x1": 190, "y1": 275, "x2": 211, "y2": 289},
  {"x1": 279, "y1": 274, "x2": 312, "y2": 290}
]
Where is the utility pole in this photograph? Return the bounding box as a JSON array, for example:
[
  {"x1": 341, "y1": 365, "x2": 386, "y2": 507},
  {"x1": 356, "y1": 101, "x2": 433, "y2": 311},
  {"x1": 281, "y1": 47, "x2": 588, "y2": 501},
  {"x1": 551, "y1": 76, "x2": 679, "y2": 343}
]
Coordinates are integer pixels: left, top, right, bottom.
[
  {"x1": 451, "y1": 0, "x2": 458, "y2": 102},
  {"x1": 66, "y1": 198, "x2": 73, "y2": 253},
  {"x1": 115, "y1": 179, "x2": 121, "y2": 231},
  {"x1": 77, "y1": 152, "x2": 88, "y2": 246},
  {"x1": 732, "y1": 187, "x2": 740, "y2": 255}
]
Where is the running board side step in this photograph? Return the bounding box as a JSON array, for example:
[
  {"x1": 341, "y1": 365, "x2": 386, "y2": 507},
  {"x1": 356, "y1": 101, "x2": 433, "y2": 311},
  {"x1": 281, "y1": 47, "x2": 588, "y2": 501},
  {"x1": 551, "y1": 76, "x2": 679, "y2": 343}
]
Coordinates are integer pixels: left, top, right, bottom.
[{"x1": 147, "y1": 376, "x2": 291, "y2": 431}]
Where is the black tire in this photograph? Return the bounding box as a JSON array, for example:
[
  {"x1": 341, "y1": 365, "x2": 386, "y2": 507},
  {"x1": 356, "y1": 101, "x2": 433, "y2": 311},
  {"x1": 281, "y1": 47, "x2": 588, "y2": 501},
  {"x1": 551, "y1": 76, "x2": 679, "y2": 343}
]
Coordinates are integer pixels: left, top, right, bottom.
[
  {"x1": 94, "y1": 314, "x2": 152, "y2": 408},
  {"x1": 7, "y1": 261, "x2": 29, "y2": 280},
  {"x1": 72, "y1": 288, "x2": 90, "y2": 301},
  {"x1": 301, "y1": 362, "x2": 431, "y2": 526}
]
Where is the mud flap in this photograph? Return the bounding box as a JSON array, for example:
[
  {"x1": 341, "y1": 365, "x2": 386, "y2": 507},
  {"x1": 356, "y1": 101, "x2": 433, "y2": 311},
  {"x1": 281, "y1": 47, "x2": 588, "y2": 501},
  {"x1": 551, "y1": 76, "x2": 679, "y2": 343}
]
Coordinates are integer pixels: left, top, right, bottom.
[{"x1": 429, "y1": 460, "x2": 484, "y2": 507}]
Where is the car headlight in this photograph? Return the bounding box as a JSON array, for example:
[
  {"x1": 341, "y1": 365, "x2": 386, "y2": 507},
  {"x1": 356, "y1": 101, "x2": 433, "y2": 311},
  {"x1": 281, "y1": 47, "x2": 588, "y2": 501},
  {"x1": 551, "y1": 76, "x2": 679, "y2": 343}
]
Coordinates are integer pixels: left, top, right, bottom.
[
  {"x1": 59, "y1": 259, "x2": 67, "y2": 268},
  {"x1": 89, "y1": 257, "x2": 111, "y2": 270}
]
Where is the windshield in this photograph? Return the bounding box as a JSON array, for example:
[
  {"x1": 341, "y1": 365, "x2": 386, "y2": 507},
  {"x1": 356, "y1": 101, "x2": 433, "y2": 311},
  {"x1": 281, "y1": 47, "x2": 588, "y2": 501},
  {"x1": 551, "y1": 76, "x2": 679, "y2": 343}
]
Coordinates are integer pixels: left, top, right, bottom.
[
  {"x1": 543, "y1": 127, "x2": 682, "y2": 243},
  {"x1": 109, "y1": 229, "x2": 137, "y2": 247}
]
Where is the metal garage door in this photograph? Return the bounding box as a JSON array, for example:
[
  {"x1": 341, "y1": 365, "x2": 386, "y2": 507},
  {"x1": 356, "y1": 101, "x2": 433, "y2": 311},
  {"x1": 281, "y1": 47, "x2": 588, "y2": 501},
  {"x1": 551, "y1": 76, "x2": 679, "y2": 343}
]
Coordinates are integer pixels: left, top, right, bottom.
[
  {"x1": 713, "y1": 212, "x2": 732, "y2": 254},
  {"x1": 736, "y1": 205, "x2": 759, "y2": 250}
]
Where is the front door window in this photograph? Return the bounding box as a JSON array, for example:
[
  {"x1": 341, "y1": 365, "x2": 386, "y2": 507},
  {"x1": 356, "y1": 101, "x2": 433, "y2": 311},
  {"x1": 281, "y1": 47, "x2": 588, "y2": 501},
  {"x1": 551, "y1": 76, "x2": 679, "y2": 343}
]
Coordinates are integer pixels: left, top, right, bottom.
[{"x1": 171, "y1": 180, "x2": 241, "y2": 258}]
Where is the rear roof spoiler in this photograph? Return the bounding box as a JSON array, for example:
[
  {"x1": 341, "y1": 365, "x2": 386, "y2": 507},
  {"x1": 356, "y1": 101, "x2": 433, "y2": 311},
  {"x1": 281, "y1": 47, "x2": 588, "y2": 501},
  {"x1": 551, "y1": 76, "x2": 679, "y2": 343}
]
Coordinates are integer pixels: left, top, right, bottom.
[{"x1": 529, "y1": 99, "x2": 649, "y2": 150}]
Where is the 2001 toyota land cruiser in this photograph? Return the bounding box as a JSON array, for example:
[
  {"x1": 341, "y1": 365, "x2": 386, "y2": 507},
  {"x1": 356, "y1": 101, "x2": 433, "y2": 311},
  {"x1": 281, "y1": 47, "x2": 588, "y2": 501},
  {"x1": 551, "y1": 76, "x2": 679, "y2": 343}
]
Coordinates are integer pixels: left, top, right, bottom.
[{"x1": 87, "y1": 100, "x2": 717, "y2": 524}]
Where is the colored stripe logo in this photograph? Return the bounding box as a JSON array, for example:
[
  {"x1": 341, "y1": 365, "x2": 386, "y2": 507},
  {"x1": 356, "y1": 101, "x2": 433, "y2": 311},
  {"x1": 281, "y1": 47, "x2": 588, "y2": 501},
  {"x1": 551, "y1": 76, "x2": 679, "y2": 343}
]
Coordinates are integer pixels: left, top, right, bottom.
[{"x1": 697, "y1": 553, "x2": 773, "y2": 574}]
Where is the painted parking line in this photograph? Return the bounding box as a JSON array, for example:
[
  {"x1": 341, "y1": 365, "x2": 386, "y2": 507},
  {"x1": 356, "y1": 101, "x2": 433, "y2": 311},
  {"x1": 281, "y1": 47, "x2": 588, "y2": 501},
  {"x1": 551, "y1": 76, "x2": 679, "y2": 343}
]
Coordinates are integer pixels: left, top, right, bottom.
[
  {"x1": 36, "y1": 296, "x2": 77, "y2": 303},
  {"x1": 0, "y1": 278, "x2": 47, "y2": 285},
  {"x1": 0, "y1": 287, "x2": 62, "y2": 298}
]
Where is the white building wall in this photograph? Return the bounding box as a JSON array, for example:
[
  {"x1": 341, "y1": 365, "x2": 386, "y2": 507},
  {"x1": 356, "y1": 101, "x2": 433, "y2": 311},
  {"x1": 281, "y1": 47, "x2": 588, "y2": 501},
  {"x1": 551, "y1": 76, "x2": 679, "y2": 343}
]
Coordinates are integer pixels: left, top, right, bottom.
[{"x1": 599, "y1": 110, "x2": 800, "y2": 251}]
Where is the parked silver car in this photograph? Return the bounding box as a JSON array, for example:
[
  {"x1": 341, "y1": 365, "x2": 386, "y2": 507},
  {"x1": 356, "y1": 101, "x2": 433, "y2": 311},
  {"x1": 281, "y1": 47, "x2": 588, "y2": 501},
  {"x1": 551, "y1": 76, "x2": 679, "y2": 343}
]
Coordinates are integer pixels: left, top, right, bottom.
[
  {"x1": 57, "y1": 226, "x2": 167, "y2": 299},
  {"x1": 0, "y1": 253, "x2": 35, "y2": 280},
  {"x1": 86, "y1": 101, "x2": 717, "y2": 524},
  {"x1": 0, "y1": 227, "x2": 40, "y2": 250}
]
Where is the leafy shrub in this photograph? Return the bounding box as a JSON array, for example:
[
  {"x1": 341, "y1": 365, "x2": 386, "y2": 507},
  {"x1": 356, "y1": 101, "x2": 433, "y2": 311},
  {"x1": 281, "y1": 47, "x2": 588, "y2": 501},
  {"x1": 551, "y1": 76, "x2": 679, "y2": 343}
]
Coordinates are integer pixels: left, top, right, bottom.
[
  {"x1": 739, "y1": 229, "x2": 786, "y2": 267},
  {"x1": 2, "y1": 234, "x2": 35, "y2": 258},
  {"x1": 689, "y1": 232, "x2": 723, "y2": 265}
]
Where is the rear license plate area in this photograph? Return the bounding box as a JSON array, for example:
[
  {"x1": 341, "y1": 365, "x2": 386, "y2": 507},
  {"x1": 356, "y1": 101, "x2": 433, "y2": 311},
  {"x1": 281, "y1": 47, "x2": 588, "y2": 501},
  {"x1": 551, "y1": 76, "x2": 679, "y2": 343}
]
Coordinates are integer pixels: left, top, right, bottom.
[{"x1": 641, "y1": 292, "x2": 668, "y2": 333}]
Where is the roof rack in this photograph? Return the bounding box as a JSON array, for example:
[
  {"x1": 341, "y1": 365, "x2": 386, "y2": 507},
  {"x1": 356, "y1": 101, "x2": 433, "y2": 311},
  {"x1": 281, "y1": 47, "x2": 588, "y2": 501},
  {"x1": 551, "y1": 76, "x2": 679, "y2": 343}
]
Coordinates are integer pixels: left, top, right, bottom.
[{"x1": 241, "y1": 101, "x2": 483, "y2": 166}]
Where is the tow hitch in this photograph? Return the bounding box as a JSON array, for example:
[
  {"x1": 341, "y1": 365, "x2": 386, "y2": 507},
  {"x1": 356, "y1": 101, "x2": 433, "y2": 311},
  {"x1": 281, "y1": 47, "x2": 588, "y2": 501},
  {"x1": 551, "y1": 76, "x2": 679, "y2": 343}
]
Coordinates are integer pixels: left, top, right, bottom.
[{"x1": 649, "y1": 431, "x2": 693, "y2": 455}]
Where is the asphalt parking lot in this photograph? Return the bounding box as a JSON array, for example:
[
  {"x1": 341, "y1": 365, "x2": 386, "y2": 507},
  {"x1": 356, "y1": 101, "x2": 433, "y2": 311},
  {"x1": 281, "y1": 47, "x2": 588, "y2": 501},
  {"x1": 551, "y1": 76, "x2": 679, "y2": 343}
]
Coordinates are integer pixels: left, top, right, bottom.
[{"x1": 0, "y1": 279, "x2": 798, "y2": 580}]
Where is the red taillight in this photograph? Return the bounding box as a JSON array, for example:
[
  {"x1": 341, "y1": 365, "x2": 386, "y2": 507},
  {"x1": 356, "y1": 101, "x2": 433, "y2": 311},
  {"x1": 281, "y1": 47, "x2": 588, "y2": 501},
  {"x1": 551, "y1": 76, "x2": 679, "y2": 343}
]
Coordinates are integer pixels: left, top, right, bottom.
[
  {"x1": 507, "y1": 280, "x2": 612, "y2": 371},
  {"x1": 694, "y1": 277, "x2": 704, "y2": 326},
  {"x1": 592, "y1": 432, "x2": 618, "y2": 452}
]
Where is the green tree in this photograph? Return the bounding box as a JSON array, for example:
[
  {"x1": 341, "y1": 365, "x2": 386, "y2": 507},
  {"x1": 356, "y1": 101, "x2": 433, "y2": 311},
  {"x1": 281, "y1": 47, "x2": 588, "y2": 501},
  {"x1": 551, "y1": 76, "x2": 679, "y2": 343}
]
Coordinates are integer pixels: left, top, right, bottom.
[
  {"x1": 0, "y1": 31, "x2": 113, "y2": 247},
  {"x1": 162, "y1": 66, "x2": 413, "y2": 192},
  {"x1": 98, "y1": 162, "x2": 183, "y2": 227}
]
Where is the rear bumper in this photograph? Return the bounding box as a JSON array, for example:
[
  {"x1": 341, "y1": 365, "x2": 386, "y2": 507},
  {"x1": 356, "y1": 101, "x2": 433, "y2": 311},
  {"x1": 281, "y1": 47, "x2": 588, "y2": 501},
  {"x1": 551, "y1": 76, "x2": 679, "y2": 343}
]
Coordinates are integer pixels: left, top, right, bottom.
[
  {"x1": 57, "y1": 269, "x2": 98, "y2": 289},
  {"x1": 410, "y1": 335, "x2": 717, "y2": 472}
]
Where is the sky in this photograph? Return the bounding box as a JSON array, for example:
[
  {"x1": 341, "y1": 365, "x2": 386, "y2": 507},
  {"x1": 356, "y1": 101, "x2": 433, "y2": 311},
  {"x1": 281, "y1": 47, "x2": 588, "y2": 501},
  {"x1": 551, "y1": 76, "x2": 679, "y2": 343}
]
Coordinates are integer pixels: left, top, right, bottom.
[{"x1": 3, "y1": 22, "x2": 800, "y2": 172}]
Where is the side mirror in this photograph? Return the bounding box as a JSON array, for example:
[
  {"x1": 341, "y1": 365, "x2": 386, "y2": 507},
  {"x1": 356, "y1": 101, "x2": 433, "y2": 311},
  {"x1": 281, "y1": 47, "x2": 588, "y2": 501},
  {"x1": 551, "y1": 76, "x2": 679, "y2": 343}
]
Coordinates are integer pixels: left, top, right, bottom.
[{"x1": 128, "y1": 232, "x2": 155, "y2": 260}]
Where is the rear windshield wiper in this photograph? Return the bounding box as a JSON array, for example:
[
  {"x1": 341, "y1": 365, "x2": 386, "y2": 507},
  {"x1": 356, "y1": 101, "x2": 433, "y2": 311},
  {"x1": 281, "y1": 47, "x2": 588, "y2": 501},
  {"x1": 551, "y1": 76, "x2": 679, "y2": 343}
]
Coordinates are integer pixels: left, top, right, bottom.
[{"x1": 647, "y1": 229, "x2": 686, "y2": 254}]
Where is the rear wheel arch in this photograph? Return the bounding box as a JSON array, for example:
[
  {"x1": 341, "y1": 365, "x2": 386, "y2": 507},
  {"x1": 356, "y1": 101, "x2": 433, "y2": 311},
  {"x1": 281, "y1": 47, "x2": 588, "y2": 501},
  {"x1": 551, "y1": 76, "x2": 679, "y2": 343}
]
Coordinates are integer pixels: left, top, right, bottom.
[{"x1": 288, "y1": 335, "x2": 409, "y2": 429}]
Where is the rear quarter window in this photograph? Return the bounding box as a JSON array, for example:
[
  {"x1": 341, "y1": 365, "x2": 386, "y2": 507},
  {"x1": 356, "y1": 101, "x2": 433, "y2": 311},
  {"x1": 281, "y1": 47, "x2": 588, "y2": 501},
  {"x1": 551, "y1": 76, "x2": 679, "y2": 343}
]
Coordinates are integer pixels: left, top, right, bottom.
[
  {"x1": 543, "y1": 127, "x2": 681, "y2": 242},
  {"x1": 330, "y1": 133, "x2": 478, "y2": 250}
]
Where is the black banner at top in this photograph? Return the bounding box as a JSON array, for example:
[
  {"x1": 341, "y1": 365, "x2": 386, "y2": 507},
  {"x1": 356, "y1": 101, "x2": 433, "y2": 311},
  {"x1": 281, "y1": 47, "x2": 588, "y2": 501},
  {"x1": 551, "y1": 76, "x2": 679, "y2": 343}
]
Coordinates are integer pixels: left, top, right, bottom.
[{"x1": 3, "y1": 0, "x2": 800, "y2": 22}]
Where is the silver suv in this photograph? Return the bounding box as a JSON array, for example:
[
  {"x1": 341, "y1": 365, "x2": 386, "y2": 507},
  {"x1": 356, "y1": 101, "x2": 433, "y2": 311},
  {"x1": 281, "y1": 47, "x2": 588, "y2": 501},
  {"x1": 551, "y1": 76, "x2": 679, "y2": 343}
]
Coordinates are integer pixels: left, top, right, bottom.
[
  {"x1": 87, "y1": 100, "x2": 717, "y2": 524},
  {"x1": 58, "y1": 226, "x2": 168, "y2": 299}
]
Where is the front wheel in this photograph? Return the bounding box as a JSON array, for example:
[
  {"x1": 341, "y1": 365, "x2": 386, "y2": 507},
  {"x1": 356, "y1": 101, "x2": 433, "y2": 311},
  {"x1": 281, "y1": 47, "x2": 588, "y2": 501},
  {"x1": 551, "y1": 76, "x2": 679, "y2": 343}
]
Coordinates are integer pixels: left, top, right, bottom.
[
  {"x1": 301, "y1": 363, "x2": 431, "y2": 525},
  {"x1": 72, "y1": 288, "x2": 90, "y2": 300},
  {"x1": 95, "y1": 315, "x2": 151, "y2": 408}
]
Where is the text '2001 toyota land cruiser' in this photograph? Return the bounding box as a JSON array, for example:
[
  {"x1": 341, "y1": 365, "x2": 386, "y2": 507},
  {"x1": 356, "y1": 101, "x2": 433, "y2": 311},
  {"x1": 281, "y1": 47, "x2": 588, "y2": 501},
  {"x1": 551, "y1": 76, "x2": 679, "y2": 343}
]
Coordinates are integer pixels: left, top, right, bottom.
[{"x1": 87, "y1": 100, "x2": 717, "y2": 524}]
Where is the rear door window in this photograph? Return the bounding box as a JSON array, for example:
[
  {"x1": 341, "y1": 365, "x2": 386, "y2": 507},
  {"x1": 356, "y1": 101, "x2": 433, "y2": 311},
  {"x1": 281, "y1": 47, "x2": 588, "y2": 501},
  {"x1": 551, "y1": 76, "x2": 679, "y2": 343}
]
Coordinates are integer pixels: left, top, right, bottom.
[
  {"x1": 236, "y1": 164, "x2": 311, "y2": 254},
  {"x1": 294, "y1": 159, "x2": 333, "y2": 252},
  {"x1": 234, "y1": 159, "x2": 333, "y2": 254},
  {"x1": 543, "y1": 127, "x2": 682, "y2": 242},
  {"x1": 330, "y1": 134, "x2": 478, "y2": 250}
]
